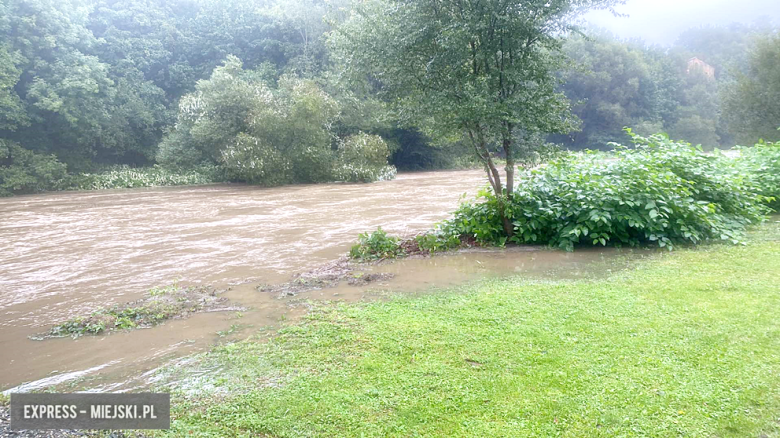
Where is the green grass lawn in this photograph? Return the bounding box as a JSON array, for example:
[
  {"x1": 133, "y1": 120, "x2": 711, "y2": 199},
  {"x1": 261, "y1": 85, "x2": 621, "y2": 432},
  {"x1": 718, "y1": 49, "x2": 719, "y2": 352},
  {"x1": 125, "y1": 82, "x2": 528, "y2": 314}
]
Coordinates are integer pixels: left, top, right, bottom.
[{"x1": 162, "y1": 221, "x2": 780, "y2": 437}]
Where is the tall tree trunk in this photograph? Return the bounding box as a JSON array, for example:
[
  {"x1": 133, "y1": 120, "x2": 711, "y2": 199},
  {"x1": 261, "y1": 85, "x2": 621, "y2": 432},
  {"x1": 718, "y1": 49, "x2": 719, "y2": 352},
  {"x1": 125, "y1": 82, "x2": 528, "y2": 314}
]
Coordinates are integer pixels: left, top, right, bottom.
[
  {"x1": 503, "y1": 136, "x2": 515, "y2": 197},
  {"x1": 500, "y1": 127, "x2": 515, "y2": 237}
]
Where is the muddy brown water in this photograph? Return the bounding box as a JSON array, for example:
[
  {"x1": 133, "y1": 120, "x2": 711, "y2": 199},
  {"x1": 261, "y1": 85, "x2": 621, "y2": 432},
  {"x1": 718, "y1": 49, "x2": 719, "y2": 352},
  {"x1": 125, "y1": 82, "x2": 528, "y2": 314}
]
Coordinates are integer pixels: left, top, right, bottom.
[{"x1": 0, "y1": 170, "x2": 644, "y2": 392}]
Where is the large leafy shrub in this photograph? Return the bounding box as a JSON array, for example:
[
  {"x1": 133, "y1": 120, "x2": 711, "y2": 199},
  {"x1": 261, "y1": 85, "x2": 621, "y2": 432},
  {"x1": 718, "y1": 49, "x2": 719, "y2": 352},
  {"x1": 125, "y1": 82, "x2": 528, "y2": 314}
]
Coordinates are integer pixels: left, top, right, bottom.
[
  {"x1": 269, "y1": 77, "x2": 339, "y2": 183},
  {"x1": 0, "y1": 140, "x2": 68, "y2": 196},
  {"x1": 220, "y1": 134, "x2": 292, "y2": 186},
  {"x1": 447, "y1": 132, "x2": 770, "y2": 250},
  {"x1": 157, "y1": 56, "x2": 266, "y2": 168},
  {"x1": 334, "y1": 133, "x2": 397, "y2": 183},
  {"x1": 735, "y1": 141, "x2": 780, "y2": 211}
]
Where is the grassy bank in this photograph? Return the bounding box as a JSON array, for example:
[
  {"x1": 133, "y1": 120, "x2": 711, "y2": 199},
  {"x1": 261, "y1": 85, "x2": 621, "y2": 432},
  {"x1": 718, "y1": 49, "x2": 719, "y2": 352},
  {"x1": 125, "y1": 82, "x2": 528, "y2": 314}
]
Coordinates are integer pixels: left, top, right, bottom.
[{"x1": 162, "y1": 221, "x2": 780, "y2": 437}]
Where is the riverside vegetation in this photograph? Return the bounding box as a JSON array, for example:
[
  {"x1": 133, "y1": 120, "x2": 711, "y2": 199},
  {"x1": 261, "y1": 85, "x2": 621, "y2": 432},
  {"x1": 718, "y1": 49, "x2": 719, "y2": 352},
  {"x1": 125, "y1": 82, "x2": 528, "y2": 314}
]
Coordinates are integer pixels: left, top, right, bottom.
[
  {"x1": 351, "y1": 132, "x2": 780, "y2": 258},
  {"x1": 157, "y1": 219, "x2": 780, "y2": 437},
  {"x1": 0, "y1": 58, "x2": 398, "y2": 196},
  {"x1": 2, "y1": 1, "x2": 779, "y2": 197}
]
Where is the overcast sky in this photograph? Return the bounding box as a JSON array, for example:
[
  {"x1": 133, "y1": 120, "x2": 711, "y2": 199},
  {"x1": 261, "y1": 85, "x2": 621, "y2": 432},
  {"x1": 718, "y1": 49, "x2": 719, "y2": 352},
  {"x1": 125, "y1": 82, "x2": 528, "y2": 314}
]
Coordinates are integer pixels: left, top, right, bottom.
[{"x1": 583, "y1": 0, "x2": 780, "y2": 45}]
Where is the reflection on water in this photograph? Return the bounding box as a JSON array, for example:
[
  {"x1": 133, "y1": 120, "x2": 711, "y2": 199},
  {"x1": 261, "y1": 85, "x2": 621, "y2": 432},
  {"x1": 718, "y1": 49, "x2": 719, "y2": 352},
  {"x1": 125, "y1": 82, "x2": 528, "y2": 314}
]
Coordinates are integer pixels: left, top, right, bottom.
[{"x1": 0, "y1": 170, "x2": 648, "y2": 392}]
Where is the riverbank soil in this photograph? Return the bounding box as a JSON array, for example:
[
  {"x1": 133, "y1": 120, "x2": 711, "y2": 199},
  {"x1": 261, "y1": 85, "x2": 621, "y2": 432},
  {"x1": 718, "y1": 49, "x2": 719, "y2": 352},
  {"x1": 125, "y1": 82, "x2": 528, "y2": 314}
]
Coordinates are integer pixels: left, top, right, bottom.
[{"x1": 159, "y1": 221, "x2": 780, "y2": 437}]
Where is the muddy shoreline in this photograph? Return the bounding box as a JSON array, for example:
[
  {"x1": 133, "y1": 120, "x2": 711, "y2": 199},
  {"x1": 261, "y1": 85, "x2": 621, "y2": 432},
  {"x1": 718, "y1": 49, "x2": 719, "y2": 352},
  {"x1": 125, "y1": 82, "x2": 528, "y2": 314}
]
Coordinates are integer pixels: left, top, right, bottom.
[{"x1": 30, "y1": 256, "x2": 399, "y2": 341}]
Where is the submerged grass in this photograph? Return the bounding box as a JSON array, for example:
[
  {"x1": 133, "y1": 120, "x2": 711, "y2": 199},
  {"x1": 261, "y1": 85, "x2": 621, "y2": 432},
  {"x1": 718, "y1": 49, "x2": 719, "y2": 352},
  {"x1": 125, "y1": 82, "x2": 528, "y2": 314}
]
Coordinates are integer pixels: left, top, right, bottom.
[
  {"x1": 161, "y1": 220, "x2": 780, "y2": 437},
  {"x1": 38, "y1": 283, "x2": 235, "y2": 339}
]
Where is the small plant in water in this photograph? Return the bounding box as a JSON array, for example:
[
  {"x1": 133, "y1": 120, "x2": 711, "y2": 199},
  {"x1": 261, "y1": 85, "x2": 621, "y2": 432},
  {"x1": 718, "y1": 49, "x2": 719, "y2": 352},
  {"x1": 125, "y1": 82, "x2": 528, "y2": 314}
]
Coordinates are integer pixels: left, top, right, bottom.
[
  {"x1": 350, "y1": 228, "x2": 403, "y2": 261},
  {"x1": 413, "y1": 232, "x2": 462, "y2": 255}
]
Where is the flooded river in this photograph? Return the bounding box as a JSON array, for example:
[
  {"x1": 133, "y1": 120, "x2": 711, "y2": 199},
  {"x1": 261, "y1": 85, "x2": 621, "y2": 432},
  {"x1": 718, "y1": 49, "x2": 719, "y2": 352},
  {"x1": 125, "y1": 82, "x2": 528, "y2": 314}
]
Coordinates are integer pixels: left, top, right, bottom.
[{"x1": 0, "y1": 170, "x2": 642, "y2": 392}]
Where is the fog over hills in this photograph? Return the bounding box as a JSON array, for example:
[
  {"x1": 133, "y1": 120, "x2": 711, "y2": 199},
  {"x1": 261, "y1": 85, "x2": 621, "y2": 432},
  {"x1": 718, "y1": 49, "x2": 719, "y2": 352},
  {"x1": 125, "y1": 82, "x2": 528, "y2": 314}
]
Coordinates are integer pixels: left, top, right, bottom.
[{"x1": 584, "y1": 0, "x2": 780, "y2": 45}]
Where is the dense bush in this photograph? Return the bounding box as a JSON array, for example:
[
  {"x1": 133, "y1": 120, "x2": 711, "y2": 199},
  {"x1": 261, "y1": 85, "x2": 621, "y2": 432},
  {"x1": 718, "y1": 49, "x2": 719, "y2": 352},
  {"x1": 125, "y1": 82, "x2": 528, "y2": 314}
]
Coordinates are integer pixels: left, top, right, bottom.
[
  {"x1": 0, "y1": 140, "x2": 68, "y2": 196},
  {"x1": 259, "y1": 76, "x2": 340, "y2": 184},
  {"x1": 157, "y1": 56, "x2": 281, "y2": 169},
  {"x1": 446, "y1": 132, "x2": 770, "y2": 251},
  {"x1": 334, "y1": 133, "x2": 397, "y2": 183},
  {"x1": 158, "y1": 57, "x2": 396, "y2": 187},
  {"x1": 736, "y1": 141, "x2": 780, "y2": 211},
  {"x1": 220, "y1": 134, "x2": 292, "y2": 186}
]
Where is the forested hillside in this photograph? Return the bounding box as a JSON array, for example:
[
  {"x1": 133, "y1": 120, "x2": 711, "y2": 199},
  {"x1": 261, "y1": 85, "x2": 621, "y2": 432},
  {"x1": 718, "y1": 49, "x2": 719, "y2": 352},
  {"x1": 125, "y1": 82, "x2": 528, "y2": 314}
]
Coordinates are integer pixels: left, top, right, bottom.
[
  {"x1": 0, "y1": 0, "x2": 777, "y2": 195},
  {"x1": 555, "y1": 23, "x2": 778, "y2": 150}
]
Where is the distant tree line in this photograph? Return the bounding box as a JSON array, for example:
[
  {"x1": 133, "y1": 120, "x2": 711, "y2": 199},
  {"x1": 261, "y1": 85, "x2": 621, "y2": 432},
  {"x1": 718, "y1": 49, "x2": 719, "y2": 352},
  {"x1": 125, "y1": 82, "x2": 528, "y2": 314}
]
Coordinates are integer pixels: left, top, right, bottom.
[{"x1": 554, "y1": 24, "x2": 780, "y2": 150}]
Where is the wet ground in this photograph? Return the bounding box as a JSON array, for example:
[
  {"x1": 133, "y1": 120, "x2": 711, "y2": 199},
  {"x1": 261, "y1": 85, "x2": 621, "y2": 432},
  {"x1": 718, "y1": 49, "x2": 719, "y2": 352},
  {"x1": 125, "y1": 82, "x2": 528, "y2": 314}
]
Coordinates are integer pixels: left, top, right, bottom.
[{"x1": 0, "y1": 170, "x2": 648, "y2": 392}]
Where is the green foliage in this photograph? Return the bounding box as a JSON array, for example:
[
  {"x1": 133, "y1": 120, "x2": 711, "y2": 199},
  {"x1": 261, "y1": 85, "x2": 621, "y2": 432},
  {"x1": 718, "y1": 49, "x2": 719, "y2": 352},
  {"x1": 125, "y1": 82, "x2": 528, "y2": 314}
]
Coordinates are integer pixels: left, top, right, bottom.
[
  {"x1": 0, "y1": 140, "x2": 68, "y2": 196},
  {"x1": 447, "y1": 131, "x2": 770, "y2": 251},
  {"x1": 50, "y1": 316, "x2": 108, "y2": 337},
  {"x1": 271, "y1": 76, "x2": 341, "y2": 183},
  {"x1": 2, "y1": 0, "x2": 136, "y2": 169},
  {"x1": 0, "y1": 138, "x2": 220, "y2": 195},
  {"x1": 350, "y1": 228, "x2": 463, "y2": 260},
  {"x1": 331, "y1": 0, "x2": 618, "y2": 200},
  {"x1": 49, "y1": 302, "x2": 180, "y2": 337},
  {"x1": 220, "y1": 134, "x2": 292, "y2": 186},
  {"x1": 64, "y1": 165, "x2": 220, "y2": 191},
  {"x1": 513, "y1": 134, "x2": 565, "y2": 170},
  {"x1": 556, "y1": 33, "x2": 660, "y2": 150},
  {"x1": 555, "y1": 30, "x2": 733, "y2": 151},
  {"x1": 386, "y1": 129, "x2": 480, "y2": 171},
  {"x1": 736, "y1": 140, "x2": 780, "y2": 210},
  {"x1": 0, "y1": 0, "x2": 339, "y2": 175},
  {"x1": 413, "y1": 232, "x2": 462, "y2": 255},
  {"x1": 160, "y1": 58, "x2": 395, "y2": 186},
  {"x1": 162, "y1": 224, "x2": 780, "y2": 437},
  {"x1": 722, "y1": 33, "x2": 780, "y2": 144},
  {"x1": 668, "y1": 114, "x2": 720, "y2": 149},
  {"x1": 349, "y1": 228, "x2": 403, "y2": 261},
  {"x1": 0, "y1": 0, "x2": 773, "y2": 191},
  {"x1": 157, "y1": 56, "x2": 265, "y2": 168},
  {"x1": 334, "y1": 133, "x2": 397, "y2": 183},
  {"x1": 45, "y1": 283, "x2": 218, "y2": 338},
  {"x1": 0, "y1": 44, "x2": 27, "y2": 131},
  {"x1": 666, "y1": 66, "x2": 724, "y2": 149}
]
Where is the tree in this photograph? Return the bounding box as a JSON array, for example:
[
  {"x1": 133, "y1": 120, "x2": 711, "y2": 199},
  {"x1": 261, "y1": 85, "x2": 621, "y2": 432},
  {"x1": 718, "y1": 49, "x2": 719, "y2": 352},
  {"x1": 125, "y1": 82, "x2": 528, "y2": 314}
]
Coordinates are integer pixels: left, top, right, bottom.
[
  {"x1": 159, "y1": 56, "x2": 394, "y2": 185},
  {"x1": 666, "y1": 67, "x2": 723, "y2": 149},
  {"x1": 0, "y1": 139, "x2": 67, "y2": 196},
  {"x1": 554, "y1": 32, "x2": 660, "y2": 149},
  {"x1": 157, "y1": 56, "x2": 264, "y2": 168},
  {"x1": 331, "y1": 0, "x2": 622, "y2": 235},
  {"x1": 0, "y1": 44, "x2": 27, "y2": 131},
  {"x1": 722, "y1": 33, "x2": 780, "y2": 144},
  {"x1": 1, "y1": 0, "x2": 124, "y2": 170}
]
